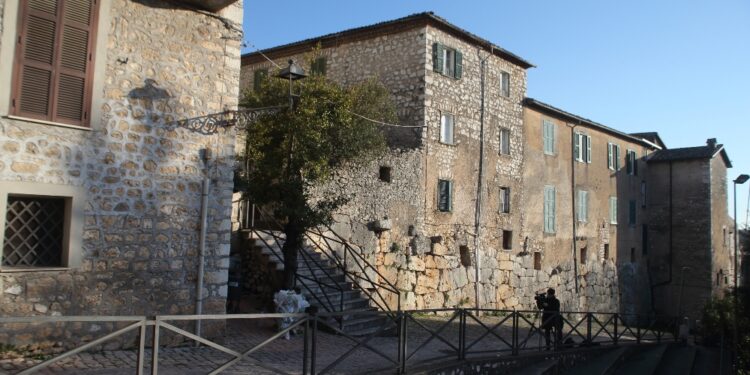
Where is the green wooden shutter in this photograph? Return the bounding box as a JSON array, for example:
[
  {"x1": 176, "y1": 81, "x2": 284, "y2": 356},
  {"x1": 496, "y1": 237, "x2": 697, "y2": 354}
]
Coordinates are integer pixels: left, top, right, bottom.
[
  {"x1": 586, "y1": 135, "x2": 592, "y2": 163},
  {"x1": 432, "y1": 43, "x2": 444, "y2": 74},
  {"x1": 253, "y1": 69, "x2": 267, "y2": 91},
  {"x1": 574, "y1": 133, "x2": 581, "y2": 161},
  {"x1": 454, "y1": 50, "x2": 463, "y2": 78},
  {"x1": 607, "y1": 143, "x2": 613, "y2": 169},
  {"x1": 544, "y1": 186, "x2": 555, "y2": 233}
]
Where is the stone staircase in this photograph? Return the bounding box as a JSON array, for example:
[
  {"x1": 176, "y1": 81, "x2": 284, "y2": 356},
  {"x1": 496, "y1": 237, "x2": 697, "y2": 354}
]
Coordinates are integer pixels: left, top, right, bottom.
[{"x1": 246, "y1": 230, "x2": 393, "y2": 336}]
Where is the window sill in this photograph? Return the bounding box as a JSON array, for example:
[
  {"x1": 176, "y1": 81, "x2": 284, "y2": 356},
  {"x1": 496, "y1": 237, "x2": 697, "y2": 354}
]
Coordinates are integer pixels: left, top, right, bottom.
[
  {"x1": 438, "y1": 141, "x2": 456, "y2": 146},
  {"x1": 5, "y1": 115, "x2": 92, "y2": 132},
  {"x1": 0, "y1": 267, "x2": 71, "y2": 273}
]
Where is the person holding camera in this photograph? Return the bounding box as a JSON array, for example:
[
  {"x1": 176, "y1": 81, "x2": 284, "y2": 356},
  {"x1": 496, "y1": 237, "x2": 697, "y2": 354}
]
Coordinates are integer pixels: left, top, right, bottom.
[{"x1": 536, "y1": 288, "x2": 563, "y2": 350}]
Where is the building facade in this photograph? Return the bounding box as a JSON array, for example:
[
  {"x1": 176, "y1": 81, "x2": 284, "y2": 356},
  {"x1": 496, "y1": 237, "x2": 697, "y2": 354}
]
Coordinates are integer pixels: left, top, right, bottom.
[
  {"x1": 239, "y1": 12, "x2": 734, "y2": 318},
  {"x1": 0, "y1": 0, "x2": 242, "y2": 346}
]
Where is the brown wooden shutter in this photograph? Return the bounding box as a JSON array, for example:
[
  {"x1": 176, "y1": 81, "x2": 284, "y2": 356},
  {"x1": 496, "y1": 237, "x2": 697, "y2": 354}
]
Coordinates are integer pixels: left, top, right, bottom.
[{"x1": 11, "y1": 0, "x2": 99, "y2": 127}]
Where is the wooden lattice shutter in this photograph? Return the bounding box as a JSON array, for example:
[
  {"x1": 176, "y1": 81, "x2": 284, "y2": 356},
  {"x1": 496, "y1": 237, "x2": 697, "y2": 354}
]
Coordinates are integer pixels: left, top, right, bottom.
[
  {"x1": 12, "y1": 0, "x2": 99, "y2": 126},
  {"x1": 432, "y1": 43, "x2": 444, "y2": 74}
]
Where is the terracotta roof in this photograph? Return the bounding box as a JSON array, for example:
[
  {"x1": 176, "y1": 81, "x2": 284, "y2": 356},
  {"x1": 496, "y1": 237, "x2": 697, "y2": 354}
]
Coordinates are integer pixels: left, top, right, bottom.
[
  {"x1": 648, "y1": 143, "x2": 732, "y2": 167},
  {"x1": 523, "y1": 98, "x2": 658, "y2": 149},
  {"x1": 241, "y1": 12, "x2": 534, "y2": 69}
]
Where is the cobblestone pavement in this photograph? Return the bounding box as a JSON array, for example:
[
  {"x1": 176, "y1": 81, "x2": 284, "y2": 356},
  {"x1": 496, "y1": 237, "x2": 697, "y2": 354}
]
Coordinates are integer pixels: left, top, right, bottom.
[{"x1": 1, "y1": 313, "x2": 650, "y2": 374}]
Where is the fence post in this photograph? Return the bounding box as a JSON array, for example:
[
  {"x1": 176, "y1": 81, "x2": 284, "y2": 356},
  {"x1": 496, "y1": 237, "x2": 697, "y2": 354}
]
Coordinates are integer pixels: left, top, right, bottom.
[
  {"x1": 136, "y1": 321, "x2": 147, "y2": 375},
  {"x1": 311, "y1": 313, "x2": 318, "y2": 375},
  {"x1": 458, "y1": 309, "x2": 465, "y2": 360},
  {"x1": 586, "y1": 313, "x2": 593, "y2": 344},
  {"x1": 303, "y1": 317, "x2": 310, "y2": 375},
  {"x1": 613, "y1": 313, "x2": 618, "y2": 345},
  {"x1": 399, "y1": 311, "x2": 408, "y2": 374},
  {"x1": 636, "y1": 317, "x2": 641, "y2": 345},
  {"x1": 151, "y1": 318, "x2": 160, "y2": 375},
  {"x1": 512, "y1": 311, "x2": 519, "y2": 356}
]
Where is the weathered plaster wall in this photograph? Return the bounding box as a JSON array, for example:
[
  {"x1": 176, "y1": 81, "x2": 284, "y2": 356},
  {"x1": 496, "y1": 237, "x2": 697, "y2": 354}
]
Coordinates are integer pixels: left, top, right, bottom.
[
  {"x1": 0, "y1": 0, "x2": 243, "y2": 346},
  {"x1": 710, "y1": 156, "x2": 732, "y2": 297}
]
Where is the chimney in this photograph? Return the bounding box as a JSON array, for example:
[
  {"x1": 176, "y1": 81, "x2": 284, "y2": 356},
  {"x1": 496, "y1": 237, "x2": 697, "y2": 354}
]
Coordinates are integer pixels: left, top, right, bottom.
[{"x1": 706, "y1": 138, "x2": 717, "y2": 148}]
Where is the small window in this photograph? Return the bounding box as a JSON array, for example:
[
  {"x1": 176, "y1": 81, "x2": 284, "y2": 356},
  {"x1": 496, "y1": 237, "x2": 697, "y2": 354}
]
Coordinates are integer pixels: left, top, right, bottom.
[
  {"x1": 543, "y1": 120, "x2": 555, "y2": 155},
  {"x1": 379, "y1": 166, "x2": 391, "y2": 183},
  {"x1": 432, "y1": 43, "x2": 462, "y2": 79},
  {"x1": 437, "y1": 179, "x2": 452, "y2": 212},
  {"x1": 626, "y1": 150, "x2": 637, "y2": 175},
  {"x1": 459, "y1": 245, "x2": 471, "y2": 267},
  {"x1": 3, "y1": 196, "x2": 66, "y2": 267},
  {"x1": 608, "y1": 144, "x2": 621, "y2": 170},
  {"x1": 609, "y1": 197, "x2": 618, "y2": 224},
  {"x1": 499, "y1": 187, "x2": 510, "y2": 213},
  {"x1": 440, "y1": 113, "x2": 455, "y2": 144},
  {"x1": 500, "y1": 71, "x2": 510, "y2": 97},
  {"x1": 253, "y1": 69, "x2": 268, "y2": 91},
  {"x1": 577, "y1": 190, "x2": 588, "y2": 222},
  {"x1": 641, "y1": 181, "x2": 647, "y2": 208},
  {"x1": 629, "y1": 200, "x2": 636, "y2": 226},
  {"x1": 603, "y1": 244, "x2": 610, "y2": 260},
  {"x1": 544, "y1": 186, "x2": 556, "y2": 233},
  {"x1": 502, "y1": 230, "x2": 513, "y2": 250},
  {"x1": 499, "y1": 128, "x2": 511, "y2": 155},
  {"x1": 580, "y1": 247, "x2": 587, "y2": 264},
  {"x1": 574, "y1": 133, "x2": 592, "y2": 163},
  {"x1": 630, "y1": 248, "x2": 636, "y2": 263},
  {"x1": 642, "y1": 224, "x2": 649, "y2": 255},
  {"x1": 533, "y1": 252, "x2": 542, "y2": 270},
  {"x1": 311, "y1": 57, "x2": 327, "y2": 76}
]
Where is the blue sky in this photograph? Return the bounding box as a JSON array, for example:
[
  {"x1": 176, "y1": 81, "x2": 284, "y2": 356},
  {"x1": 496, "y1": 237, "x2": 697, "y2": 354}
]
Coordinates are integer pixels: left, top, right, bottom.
[{"x1": 243, "y1": 0, "x2": 750, "y2": 227}]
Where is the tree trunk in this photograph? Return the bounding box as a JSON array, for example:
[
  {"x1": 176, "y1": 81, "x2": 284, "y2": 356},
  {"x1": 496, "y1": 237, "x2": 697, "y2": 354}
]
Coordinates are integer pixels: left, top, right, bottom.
[{"x1": 282, "y1": 219, "x2": 303, "y2": 290}]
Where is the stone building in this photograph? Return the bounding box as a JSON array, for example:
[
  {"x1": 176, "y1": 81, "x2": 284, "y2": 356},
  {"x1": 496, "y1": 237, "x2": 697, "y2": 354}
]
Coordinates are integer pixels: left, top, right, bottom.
[
  {"x1": 646, "y1": 139, "x2": 734, "y2": 319},
  {"x1": 239, "y1": 12, "x2": 735, "y2": 317},
  {"x1": 0, "y1": 0, "x2": 243, "y2": 345}
]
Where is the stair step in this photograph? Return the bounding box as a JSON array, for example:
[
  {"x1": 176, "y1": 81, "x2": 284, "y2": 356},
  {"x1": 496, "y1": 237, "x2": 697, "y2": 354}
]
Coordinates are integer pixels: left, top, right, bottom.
[
  {"x1": 510, "y1": 359, "x2": 558, "y2": 375},
  {"x1": 613, "y1": 344, "x2": 669, "y2": 375},
  {"x1": 654, "y1": 344, "x2": 696, "y2": 375},
  {"x1": 563, "y1": 346, "x2": 628, "y2": 375}
]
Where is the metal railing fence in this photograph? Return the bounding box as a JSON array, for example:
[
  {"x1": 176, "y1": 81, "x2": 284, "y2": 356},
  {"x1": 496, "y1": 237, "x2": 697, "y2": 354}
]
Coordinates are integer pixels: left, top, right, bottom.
[{"x1": 1, "y1": 309, "x2": 679, "y2": 374}]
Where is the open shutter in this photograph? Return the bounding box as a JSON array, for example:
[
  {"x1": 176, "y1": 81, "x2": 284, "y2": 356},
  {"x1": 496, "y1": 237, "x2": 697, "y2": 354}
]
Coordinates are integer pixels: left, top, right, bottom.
[
  {"x1": 454, "y1": 50, "x2": 463, "y2": 79},
  {"x1": 586, "y1": 135, "x2": 592, "y2": 163},
  {"x1": 573, "y1": 133, "x2": 581, "y2": 161},
  {"x1": 607, "y1": 143, "x2": 613, "y2": 169},
  {"x1": 432, "y1": 43, "x2": 444, "y2": 74},
  {"x1": 12, "y1": 0, "x2": 98, "y2": 126}
]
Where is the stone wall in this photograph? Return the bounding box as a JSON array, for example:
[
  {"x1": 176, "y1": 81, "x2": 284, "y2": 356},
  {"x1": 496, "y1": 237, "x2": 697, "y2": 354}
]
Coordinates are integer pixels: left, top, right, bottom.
[{"x1": 0, "y1": 0, "x2": 243, "y2": 347}]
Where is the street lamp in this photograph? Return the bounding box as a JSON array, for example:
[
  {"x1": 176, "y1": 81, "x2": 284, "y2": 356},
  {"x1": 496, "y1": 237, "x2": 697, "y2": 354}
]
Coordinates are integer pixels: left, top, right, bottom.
[
  {"x1": 732, "y1": 173, "x2": 748, "y2": 373},
  {"x1": 277, "y1": 59, "x2": 307, "y2": 109}
]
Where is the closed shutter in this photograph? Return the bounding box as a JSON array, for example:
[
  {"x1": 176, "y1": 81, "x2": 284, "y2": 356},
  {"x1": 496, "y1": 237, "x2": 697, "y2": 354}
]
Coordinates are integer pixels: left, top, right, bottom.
[
  {"x1": 432, "y1": 43, "x2": 444, "y2": 74},
  {"x1": 438, "y1": 180, "x2": 452, "y2": 212},
  {"x1": 12, "y1": 0, "x2": 98, "y2": 126},
  {"x1": 454, "y1": 50, "x2": 462, "y2": 79},
  {"x1": 543, "y1": 120, "x2": 553, "y2": 154},
  {"x1": 544, "y1": 186, "x2": 555, "y2": 233},
  {"x1": 607, "y1": 143, "x2": 613, "y2": 169}
]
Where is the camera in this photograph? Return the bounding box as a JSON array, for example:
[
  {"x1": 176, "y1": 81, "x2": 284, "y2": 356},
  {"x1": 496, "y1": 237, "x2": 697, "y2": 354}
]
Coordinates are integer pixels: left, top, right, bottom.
[{"x1": 534, "y1": 292, "x2": 547, "y2": 308}]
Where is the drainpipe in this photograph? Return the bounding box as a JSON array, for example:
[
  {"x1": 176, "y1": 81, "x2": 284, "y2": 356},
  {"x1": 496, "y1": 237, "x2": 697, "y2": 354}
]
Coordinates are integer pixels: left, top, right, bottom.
[
  {"x1": 568, "y1": 123, "x2": 580, "y2": 293},
  {"x1": 473, "y1": 54, "x2": 488, "y2": 310},
  {"x1": 195, "y1": 151, "x2": 211, "y2": 339}
]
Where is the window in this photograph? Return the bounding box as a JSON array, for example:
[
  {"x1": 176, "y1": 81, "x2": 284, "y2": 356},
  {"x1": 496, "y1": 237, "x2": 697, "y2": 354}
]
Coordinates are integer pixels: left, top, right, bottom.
[
  {"x1": 574, "y1": 133, "x2": 592, "y2": 163},
  {"x1": 630, "y1": 248, "x2": 636, "y2": 263},
  {"x1": 502, "y1": 230, "x2": 512, "y2": 250},
  {"x1": 543, "y1": 120, "x2": 555, "y2": 155},
  {"x1": 577, "y1": 190, "x2": 589, "y2": 222},
  {"x1": 580, "y1": 247, "x2": 587, "y2": 264},
  {"x1": 603, "y1": 244, "x2": 610, "y2": 260},
  {"x1": 440, "y1": 113, "x2": 454, "y2": 144},
  {"x1": 459, "y1": 245, "x2": 471, "y2": 267},
  {"x1": 723, "y1": 227, "x2": 728, "y2": 247},
  {"x1": 437, "y1": 179, "x2": 452, "y2": 212},
  {"x1": 499, "y1": 187, "x2": 511, "y2": 213},
  {"x1": 11, "y1": 0, "x2": 101, "y2": 127},
  {"x1": 500, "y1": 71, "x2": 510, "y2": 97},
  {"x1": 629, "y1": 200, "x2": 637, "y2": 226},
  {"x1": 0, "y1": 182, "x2": 84, "y2": 270},
  {"x1": 626, "y1": 150, "x2": 638, "y2": 175},
  {"x1": 311, "y1": 57, "x2": 326, "y2": 76},
  {"x1": 608, "y1": 143, "x2": 621, "y2": 170},
  {"x1": 544, "y1": 186, "x2": 556, "y2": 233},
  {"x1": 432, "y1": 43, "x2": 462, "y2": 79},
  {"x1": 533, "y1": 252, "x2": 542, "y2": 270},
  {"x1": 609, "y1": 197, "x2": 618, "y2": 224},
  {"x1": 641, "y1": 181, "x2": 647, "y2": 208},
  {"x1": 499, "y1": 128, "x2": 510, "y2": 155},
  {"x1": 379, "y1": 166, "x2": 391, "y2": 183},
  {"x1": 253, "y1": 69, "x2": 268, "y2": 91}
]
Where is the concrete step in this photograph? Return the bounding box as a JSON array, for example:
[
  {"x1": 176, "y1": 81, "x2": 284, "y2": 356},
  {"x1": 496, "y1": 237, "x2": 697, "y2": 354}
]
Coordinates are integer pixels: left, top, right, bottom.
[
  {"x1": 562, "y1": 346, "x2": 628, "y2": 375},
  {"x1": 510, "y1": 358, "x2": 558, "y2": 375},
  {"x1": 613, "y1": 344, "x2": 669, "y2": 375},
  {"x1": 654, "y1": 344, "x2": 696, "y2": 375}
]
